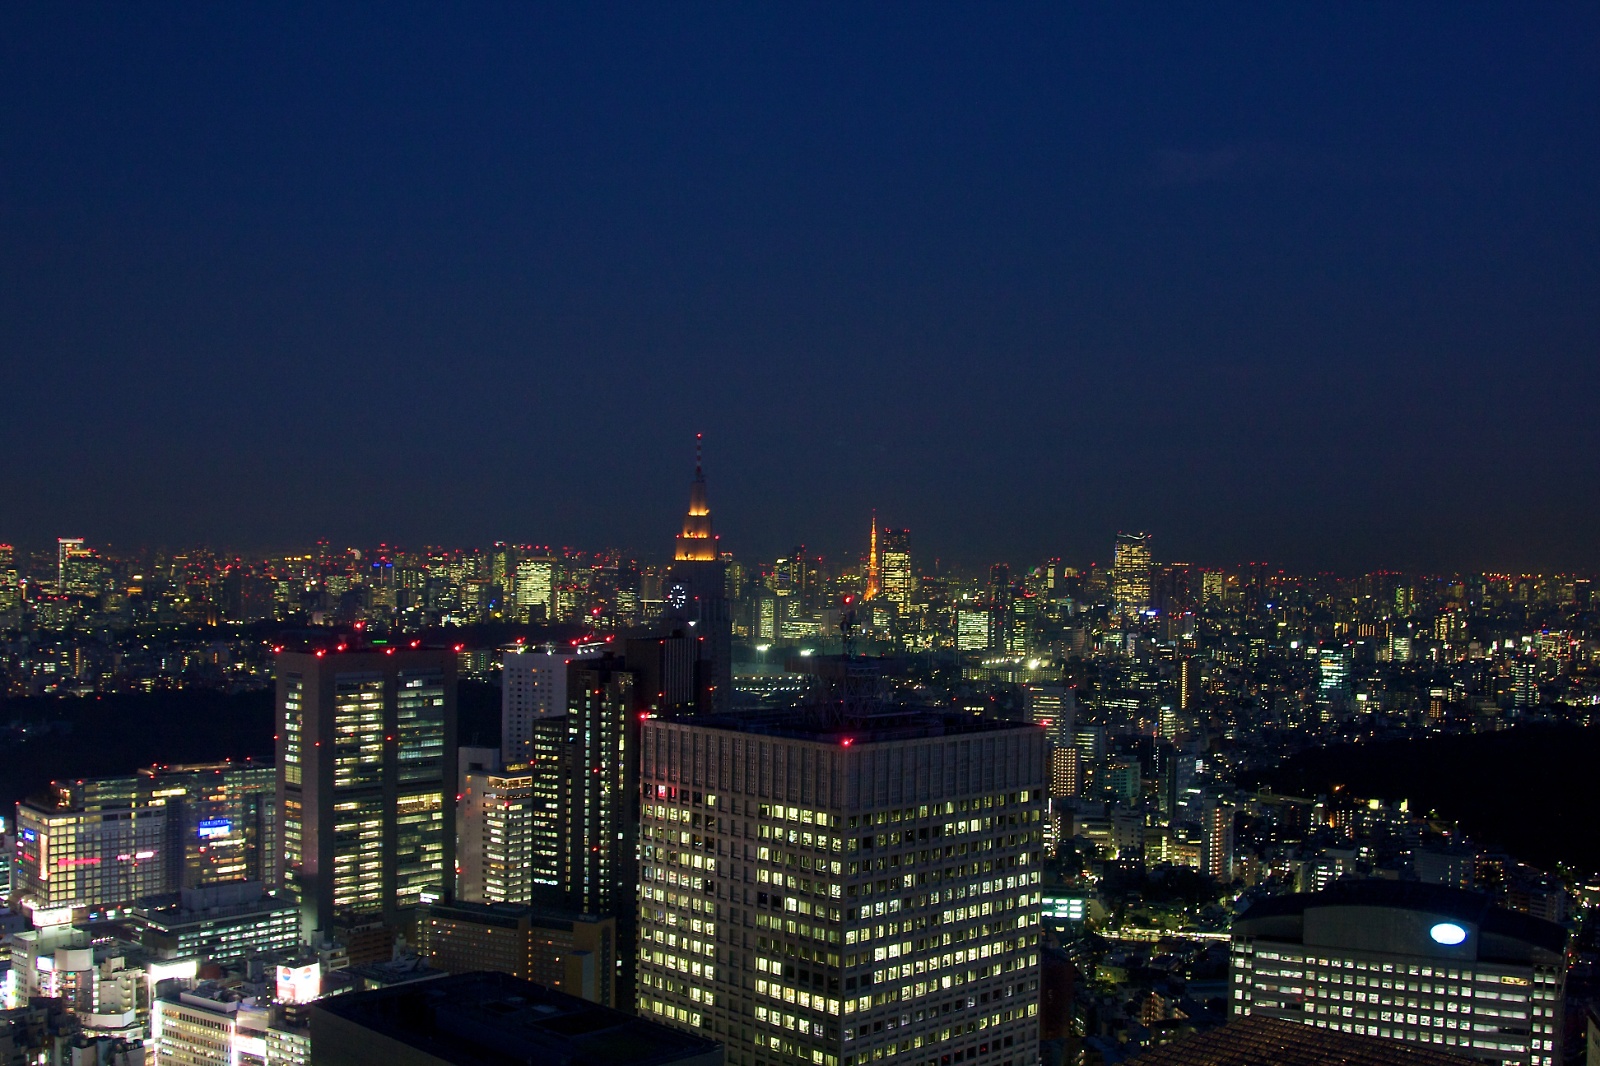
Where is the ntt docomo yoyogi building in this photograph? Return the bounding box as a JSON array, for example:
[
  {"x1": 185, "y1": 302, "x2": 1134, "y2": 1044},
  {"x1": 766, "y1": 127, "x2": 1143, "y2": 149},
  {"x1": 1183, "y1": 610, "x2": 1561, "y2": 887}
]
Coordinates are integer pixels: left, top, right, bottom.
[{"x1": 1230, "y1": 881, "x2": 1567, "y2": 1066}]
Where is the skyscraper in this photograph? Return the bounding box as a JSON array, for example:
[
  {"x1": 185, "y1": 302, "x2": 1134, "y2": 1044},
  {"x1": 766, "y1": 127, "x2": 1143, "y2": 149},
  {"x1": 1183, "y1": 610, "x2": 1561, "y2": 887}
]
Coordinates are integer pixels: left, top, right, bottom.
[
  {"x1": 1113, "y1": 532, "x2": 1153, "y2": 618},
  {"x1": 274, "y1": 642, "x2": 457, "y2": 936},
  {"x1": 664, "y1": 434, "x2": 732, "y2": 714},
  {"x1": 878, "y1": 528, "x2": 912, "y2": 613},
  {"x1": 561, "y1": 654, "x2": 639, "y2": 995},
  {"x1": 514, "y1": 554, "x2": 556, "y2": 623},
  {"x1": 636, "y1": 709, "x2": 1047, "y2": 1066},
  {"x1": 0, "y1": 544, "x2": 19, "y2": 617},
  {"x1": 502, "y1": 646, "x2": 598, "y2": 764},
  {"x1": 56, "y1": 537, "x2": 85, "y2": 594},
  {"x1": 457, "y1": 764, "x2": 537, "y2": 906}
]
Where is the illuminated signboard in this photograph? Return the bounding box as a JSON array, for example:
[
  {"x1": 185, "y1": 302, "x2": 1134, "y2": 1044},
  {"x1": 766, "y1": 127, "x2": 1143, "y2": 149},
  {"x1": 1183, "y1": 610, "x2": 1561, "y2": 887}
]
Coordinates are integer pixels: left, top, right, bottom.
[
  {"x1": 1042, "y1": 895, "x2": 1088, "y2": 922},
  {"x1": 277, "y1": 963, "x2": 322, "y2": 1004},
  {"x1": 197, "y1": 820, "x2": 232, "y2": 839},
  {"x1": 1429, "y1": 922, "x2": 1468, "y2": 946}
]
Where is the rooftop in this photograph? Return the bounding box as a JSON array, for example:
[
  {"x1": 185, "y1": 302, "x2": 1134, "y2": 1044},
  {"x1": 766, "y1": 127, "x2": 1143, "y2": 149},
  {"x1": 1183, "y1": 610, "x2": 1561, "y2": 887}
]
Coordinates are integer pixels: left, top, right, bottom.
[
  {"x1": 1237, "y1": 880, "x2": 1568, "y2": 954},
  {"x1": 312, "y1": 971, "x2": 720, "y2": 1066},
  {"x1": 663, "y1": 706, "x2": 1042, "y2": 746},
  {"x1": 1128, "y1": 1015, "x2": 1479, "y2": 1066}
]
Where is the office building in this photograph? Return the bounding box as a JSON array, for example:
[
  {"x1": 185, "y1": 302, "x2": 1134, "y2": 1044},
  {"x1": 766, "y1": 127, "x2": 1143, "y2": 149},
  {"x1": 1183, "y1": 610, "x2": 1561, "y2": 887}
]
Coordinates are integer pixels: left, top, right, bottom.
[
  {"x1": 878, "y1": 529, "x2": 912, "y2": 613},
  {"x1": 13, "y1": 788, "x2": 170, "y2": 919},
  {"x1": 502, "y1": 646, "x2": 596, "y2": 764},
  {"x1": 0, "y1": 543, "x2": 19, "y2": 616},
  {"x1": 275, "y1": 643, "x2": 457, "y2": 936},
  {"x1": 457, "y1": 764, "x2": 542, "y2": 905},
  {"x1": 140, "y1": 762, "x2": 279, "y2": 890},
  {"x1": 562, "y1": 656, "x2": 638, "y2": 918},
  {"x1": 956, "y1": 609, "x2": 989, "y2": 652},
  {"x1": 57, "y1": 538, "x2": 86, "y2": 595},
  {"x1": 422, "y1": 900, "x2": 616, "y2": 1005},
  {"x1": 1022, "y1": 685, "x2": 1074, "y2": 747},
  {"x1": 127, "y1": 882, "x2": 301, "y2": 964},
  {"x1": 514, "y1": 554, "x2": 556, "y2": 622},
  {"x1": 1113, "y1": 532, "x2": 1153, "y2": 618},
  {"x1": 309, "y1": 971, "x2": 723, "y2": 1066},
  {"x1": 1231, "y1": 882, "x2": 1567, "y2": 1066},
  {"x1": 664, "y1": 435, "x2": 733, "y2": 714},
  {"x1": 151, "y1": 985, "x2": 271, "y2": 1066},
  {"x1": 637, "y1": 709, "x2": 1047, "y2": 1066},
  {"x1": 10, "y1": 762, "x2": 277, "y2": 919}
]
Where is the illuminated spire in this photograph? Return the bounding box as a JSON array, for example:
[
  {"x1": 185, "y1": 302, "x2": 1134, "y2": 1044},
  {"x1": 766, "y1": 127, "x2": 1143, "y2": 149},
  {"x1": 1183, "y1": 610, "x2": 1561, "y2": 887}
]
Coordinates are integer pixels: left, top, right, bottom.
[
  {"x1": 674, "y1": 433, "x2": 717, "y2": 562},
  {"x1": 864, "y1": 510, "x2": 881, "y2": 600}
]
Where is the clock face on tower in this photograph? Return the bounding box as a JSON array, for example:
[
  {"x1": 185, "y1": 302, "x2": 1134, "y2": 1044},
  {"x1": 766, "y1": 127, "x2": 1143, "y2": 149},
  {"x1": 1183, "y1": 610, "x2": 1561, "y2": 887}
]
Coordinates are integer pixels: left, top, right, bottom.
[{"x1": 667, "y1": 583, "x2": 688, "y2": 611}]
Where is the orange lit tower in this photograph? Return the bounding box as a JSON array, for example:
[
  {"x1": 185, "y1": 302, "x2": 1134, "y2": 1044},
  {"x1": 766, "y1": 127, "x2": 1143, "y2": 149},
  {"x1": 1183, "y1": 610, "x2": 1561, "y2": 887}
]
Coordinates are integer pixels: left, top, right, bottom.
[
  {"x1": 662, "y1": 434, "x2": 732, "y2": 714},
  {"x1": 863, "y1": 511, "x2": 880, "y2": 600},
  {"x1": 673, "y1": 433, "x2": 717, "y2": 563}
]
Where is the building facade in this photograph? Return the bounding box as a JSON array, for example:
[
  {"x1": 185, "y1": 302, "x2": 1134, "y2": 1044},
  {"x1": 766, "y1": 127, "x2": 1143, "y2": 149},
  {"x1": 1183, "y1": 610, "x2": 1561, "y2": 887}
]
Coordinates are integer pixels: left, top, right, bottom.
[
  {"x1": 422, "y1": 900, "x2": 616, "y2": 1006},
  {"x1": 1112, "y1": 532, "x2": 1153, "y2": 618},
  {"x1": 1231, "y1": 882, "x2": 1567, "y2": 1066},
  {"x1": 637, "y1": 711, "x2": 1047, "y2": 1066},
  {"x1": 274, "y1": 644, "x2": 457, "y2": 935}
]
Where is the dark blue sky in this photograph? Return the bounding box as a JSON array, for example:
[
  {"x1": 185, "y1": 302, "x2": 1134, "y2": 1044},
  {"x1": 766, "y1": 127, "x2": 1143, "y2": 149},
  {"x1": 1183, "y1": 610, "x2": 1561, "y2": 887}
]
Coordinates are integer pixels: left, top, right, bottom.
[{"x1": 3, "y1": 4, "x2": 1596, "y2": 572}]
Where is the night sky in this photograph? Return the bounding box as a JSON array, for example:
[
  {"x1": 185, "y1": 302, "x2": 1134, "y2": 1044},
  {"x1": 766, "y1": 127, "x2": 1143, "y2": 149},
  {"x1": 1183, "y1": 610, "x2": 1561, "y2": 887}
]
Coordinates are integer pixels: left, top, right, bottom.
[{"x1": 3, "y1": 5, "x2": 1596, "y2": 573}]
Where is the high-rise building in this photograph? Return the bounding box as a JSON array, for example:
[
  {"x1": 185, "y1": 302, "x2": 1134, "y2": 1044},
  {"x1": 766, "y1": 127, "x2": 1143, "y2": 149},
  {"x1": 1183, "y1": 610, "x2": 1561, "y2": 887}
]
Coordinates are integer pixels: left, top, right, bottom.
[
  {"x1": 956, "y1": 608, "x2": 989, "y2": 651},
  {"x1": 0, "y1": 544, "x2": 19, "y2": 616},
  {"x1": 274, "y1": 643, "x2": 457, "y2": 936},
  {"x1": 1022, "y1": 685, "x2": 1074, "y2": 747},
  {"x1": 57, "y1": 537, "x2": 86, "y2": 594},
  {"x1": 514, "y1": 555, "x2": 556, "y2": 622},
  {"x1": 457, "y1": 765, "x2": 537, "y2": 906},
  {"x1": 1113, "y1": 532, "x2": 1153, "y2": 617},
  {"x1": 502, "y1": 647, "x2": 598, "y2": 763},
  {"x1": 1231, "y1": 882, "x2": 1566, "y2": 1066},
  {"x1": 637, "y1": 709, "x2": 1047, "y2": 1066},
  {"x1": 1202, "y1": 800, "x2": 1235, "y2": 881},
  {"x1": 13, "y1": 790, "x2": 170, "y2": 919},
  {"x1": 562, "y1": 656, "x2": 637, "y2": 916},
  {"x1": 664, "y1": 435, "x2": 733, "y2": 714},
  {"x1": 11, "y1": 762, "x2": 278, "y2": 919},
  {"x1": 879, "y1": 529, "x2": 912, "y2": 613},
  {"x1": 140, "y1": 762, "x2": 279, "y2": 890}
]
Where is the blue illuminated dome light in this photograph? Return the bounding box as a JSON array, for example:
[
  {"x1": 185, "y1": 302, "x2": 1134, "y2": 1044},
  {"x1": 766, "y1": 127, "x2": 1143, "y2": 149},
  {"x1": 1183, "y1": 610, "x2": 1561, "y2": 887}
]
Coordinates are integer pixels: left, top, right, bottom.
[{"x1": 1429, "y1": 922, "x2": 1468, "y2": 945}]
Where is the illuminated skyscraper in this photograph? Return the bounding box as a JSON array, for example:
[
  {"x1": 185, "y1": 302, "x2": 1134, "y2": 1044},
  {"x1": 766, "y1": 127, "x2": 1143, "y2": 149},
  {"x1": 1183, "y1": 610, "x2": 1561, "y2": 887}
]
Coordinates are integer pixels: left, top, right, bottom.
[
  {"x1": 637, "y1": 711, "x2": 1047, "y2": 1066},
  {"x1": 57, "y1": 537, "x2": 85, "y2": 594},
  {"x1": 274, "y1": 643, "x2": 457, "y2": 936},
  {"x1": 0, "y1": 544, "x2": 17, "y2": 615},
  {"x1": 1113, "y1": 532, "x2": 1153, "y2": 617},
  {"x1": 664, "y1": 435, "x2": 732, "y2": 714},
  {"x1": 458, "y1": 764, "x2": 538, "y2": 905},
  {"x1": 514, "y1": 555, "x2": 556, "y2": 622},
  {"x1": 561, "y1": 655, "x2": 639, "y2": 995},
  {"x1": 878, "y1": 528, "x2": 912, "y2": 612}
]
